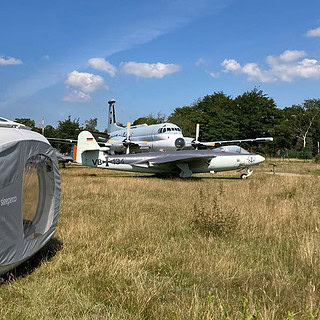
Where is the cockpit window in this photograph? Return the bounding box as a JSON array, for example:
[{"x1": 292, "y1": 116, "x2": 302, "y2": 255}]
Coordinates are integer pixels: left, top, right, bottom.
[
  {"x1": 0, "y1": 118, "x2": 8, "y2": 122},
  {"x1": 163, "y1": 128, "x2": 166, "y2": 133},
  {"x1": 216, "y1": 146, "x2": 250, "y2": 154}
]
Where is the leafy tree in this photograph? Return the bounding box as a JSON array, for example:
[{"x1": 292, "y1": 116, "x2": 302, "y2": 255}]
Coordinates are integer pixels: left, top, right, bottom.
[
  {"x1": 168, "y1": 106, "x2": 199, "y2": 137},
  {"x1": 193, "y1": 92, "x2": 239, "y2": 141},
  {"x1": 133, "y1": 113, "x2": 166, "y2": 126},
  {"x1": 15, "y1": 118, "x2": 36, "y2": 128},
  {"x1": 297, "y1": 99, "x2": 320, "y2": 149},
  {"x1": 55, "y1": 116, "x2": 82, "y2": 153},
  {"x1": 15, "y1": 118, "x2": 42, "y2": 134},
  {"x1": 44, "y1": 125, "x2": 57, "y2": 138},
  {"x1": 234, "y1": 89, "x2": 278, "y2": 139},
  {"x1": 169, "y1": 92, "x2": 241, "y2": 140},
  {"x1": 84, "y1": 118, "x2": 98, "y2": 132}
]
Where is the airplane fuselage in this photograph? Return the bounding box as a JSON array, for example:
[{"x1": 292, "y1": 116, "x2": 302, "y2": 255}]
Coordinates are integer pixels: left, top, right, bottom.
[
  {"x1": 80, "y1": 149, "x2": 265, "y2": 176},
  {"x1": 108, "y1": 122, "x2": 190, "y2": 152}
]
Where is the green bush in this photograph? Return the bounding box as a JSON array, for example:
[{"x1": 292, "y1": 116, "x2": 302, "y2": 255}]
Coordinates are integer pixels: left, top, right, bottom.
[{"x1": 297, "y1": 149, "x2": 313, "y2": 159}]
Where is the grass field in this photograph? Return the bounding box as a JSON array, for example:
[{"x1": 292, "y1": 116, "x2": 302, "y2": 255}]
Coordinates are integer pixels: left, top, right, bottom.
[{"x1": 1, "y1": 159, "x2": 320, "y2": 319}]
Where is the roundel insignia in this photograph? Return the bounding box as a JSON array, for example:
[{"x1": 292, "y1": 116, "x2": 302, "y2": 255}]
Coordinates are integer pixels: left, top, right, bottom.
[{"x1": 248, "y1": 156, "x2": 255, "y2": 164}]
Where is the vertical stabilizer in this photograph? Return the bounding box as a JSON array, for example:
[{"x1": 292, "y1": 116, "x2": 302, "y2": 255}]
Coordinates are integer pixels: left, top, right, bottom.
[
  {"x1": 76, "y1": 131, "x2": 100, "y2": 164},
  {"x1": 107, "y1": 99, "x2": 122, "y2": 133}
]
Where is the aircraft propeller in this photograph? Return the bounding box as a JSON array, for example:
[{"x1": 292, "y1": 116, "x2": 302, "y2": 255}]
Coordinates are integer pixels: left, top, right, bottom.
[
  {"x1": 124, "y1": 122, "x2": 131, "y2": 154},
  {"x1": 191, "y1": 123, "x2": 201, "y2": 150}
]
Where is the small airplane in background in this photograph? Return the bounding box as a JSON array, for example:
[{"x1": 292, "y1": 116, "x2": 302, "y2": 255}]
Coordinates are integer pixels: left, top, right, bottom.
[
  {"x1": 76, "y1": 131, "x2": 265, "y2": 179},
  {"x1": 103, "y1": 100, "x2": 273, "y2": 154}
]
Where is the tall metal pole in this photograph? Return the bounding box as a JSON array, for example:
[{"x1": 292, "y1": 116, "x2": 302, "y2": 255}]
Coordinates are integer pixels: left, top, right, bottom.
[{"x1": 41, "y1": 116, "x2": 45, "y2": 136}]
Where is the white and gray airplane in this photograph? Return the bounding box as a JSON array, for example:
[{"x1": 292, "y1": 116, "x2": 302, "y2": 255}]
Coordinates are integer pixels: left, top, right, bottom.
[
  {"x1": 103, "y1": 99, "x2": 273, "y2": 154},
  {"x1": 48, "y1": 99, "x2": 273, "y2": 154},
  {"x1": 76, "y1": 131, "x2": 265, "y2": 178}
]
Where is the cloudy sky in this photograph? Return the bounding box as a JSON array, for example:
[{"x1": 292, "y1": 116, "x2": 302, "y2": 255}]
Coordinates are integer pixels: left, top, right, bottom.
[{"x1": 1, "y1": 0, "x2": 320, "y2": 130}]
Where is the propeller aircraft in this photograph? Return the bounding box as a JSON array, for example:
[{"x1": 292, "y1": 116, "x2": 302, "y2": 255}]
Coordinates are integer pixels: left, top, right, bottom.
[
  {"x1": 48, "y1": 99, "x2": 273, "y2": 155},
  {"x1": 104, "y1": 100, "x2": 273, "y2": 154},
  {"x1": 76, "y1": 131, "x2": 265, "y2": 179}
]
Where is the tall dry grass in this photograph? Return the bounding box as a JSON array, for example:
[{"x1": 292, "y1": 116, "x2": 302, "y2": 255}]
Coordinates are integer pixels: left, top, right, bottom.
[{"x1": 0, "y1": 162, "x2": 320, "y2": 319}]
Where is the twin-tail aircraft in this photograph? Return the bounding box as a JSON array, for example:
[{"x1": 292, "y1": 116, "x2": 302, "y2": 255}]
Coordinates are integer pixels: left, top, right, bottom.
[
  {"x1": 102, "y1": 100, "x2": 273, "y2": 154},
  {"x1": 75, "y1": 130, "x2": 265, "y2": 179}
]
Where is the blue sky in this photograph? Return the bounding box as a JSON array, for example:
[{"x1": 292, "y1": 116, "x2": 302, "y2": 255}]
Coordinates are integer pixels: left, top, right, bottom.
[{"x1": 1, "y1": 0, "x2": 320, "y2": 130}]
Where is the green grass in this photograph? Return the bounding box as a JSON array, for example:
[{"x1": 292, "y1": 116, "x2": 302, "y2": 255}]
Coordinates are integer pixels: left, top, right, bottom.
[
  {"x1": 312, "y1": 170, "x2": 320, "y2": 176},
  {"x1": 1, "y1": 160, "x2": 320, "y2": 319}
]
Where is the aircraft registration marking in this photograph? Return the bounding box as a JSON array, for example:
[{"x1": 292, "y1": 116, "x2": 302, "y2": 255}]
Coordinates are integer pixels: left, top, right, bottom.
[
  {"x1": 92, "y1": 158, "x2": 125, "y2": 166},
  {"x1": 108, "y1": 158, "x2": 125, "y2": 165},
  {"x1": 92, "y1": 159, "x2": 108, "y2": 166}
]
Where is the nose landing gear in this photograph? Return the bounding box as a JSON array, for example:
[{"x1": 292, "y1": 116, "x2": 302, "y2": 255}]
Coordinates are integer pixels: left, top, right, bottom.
[{"x1": 240, "y1": 168, "x2": 253, "y2": 179}]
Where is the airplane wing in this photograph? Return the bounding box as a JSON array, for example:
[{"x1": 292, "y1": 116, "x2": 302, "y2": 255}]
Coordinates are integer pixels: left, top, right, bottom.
[
  {"x1": 104, "y1": 139, "x2": 152, "y2": 151},
  {"x1": 132, "y1": 152, "x2": 216, "y2": 167},
  {"x1": 48, "y1": 137, "x2": 107, "y2": 147},
  {"x1": 193, "y1": 137, "x2": 273, "y2": 148},
  {"x1": 48, "y1": 137, "x2": 77, "y2": 144}
]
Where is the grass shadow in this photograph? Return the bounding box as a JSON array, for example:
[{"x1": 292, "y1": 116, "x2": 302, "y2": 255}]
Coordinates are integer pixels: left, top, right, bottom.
[{"x1": 0, "y1": 237, "x2": 63, "y2": 284}]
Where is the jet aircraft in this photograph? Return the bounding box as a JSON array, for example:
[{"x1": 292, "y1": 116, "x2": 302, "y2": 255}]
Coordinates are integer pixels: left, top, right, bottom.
[
  {"x1": 48, "y1": 99, "x2": 273, "y2": 155},
  {"x1": 76, "y1": 131, "x2": 265, "y2": 178},
  {"x1": 104, "y1": 100, "x2": 273, "y2": 154}
]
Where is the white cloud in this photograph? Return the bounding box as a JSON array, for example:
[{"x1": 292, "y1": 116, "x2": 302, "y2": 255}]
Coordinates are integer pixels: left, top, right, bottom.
[
  {"x1": 0, "y1": 56, "x2": 23, "y2": 66},
  {"x1": 63, "y1": 90, "x2": 91, "y2": 103},
  {"x1": 64, "y1": 70, "x2": 107, "y2": 102},
  {"x1": 65, "y1": 70, "x2": 106, "y2": 93},
  {"x1": 305, "y1": 26, "x2": 320, "y2": 37},
  {"x1": 279, "y1": 50, "x2": 307, "y2": 62},
  {"x1": 88, "y1": 58, "x2": 117, "y2": 77},
  {"x1": 120, "y1": 62, "x2": 181, "y2": 78},
  {"x1": 221, "y1": 59, "x2": 241, "y2": 72},
  {"x1": 221, "y1": 50, "x2": 320, "y2": 83}
]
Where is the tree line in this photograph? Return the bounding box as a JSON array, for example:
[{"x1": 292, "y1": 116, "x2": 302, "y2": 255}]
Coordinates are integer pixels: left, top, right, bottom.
[{"x1": 15, "y1": 89, "x2": 320, "y2": 158}]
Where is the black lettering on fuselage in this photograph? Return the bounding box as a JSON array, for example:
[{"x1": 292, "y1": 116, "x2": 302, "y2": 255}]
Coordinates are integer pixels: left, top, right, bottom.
[
  {"x1": 92, "y1": 159, "x2": 108, "y2": 166},
  {"x1": 109, "y1": 158, "x2": 125, "y2": 165}
]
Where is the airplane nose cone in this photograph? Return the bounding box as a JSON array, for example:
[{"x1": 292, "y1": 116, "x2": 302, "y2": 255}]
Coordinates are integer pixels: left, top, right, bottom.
[
  {"x1": 175, "y1": 138, "x2": 185, "y2": 149},
  {"x1": 257, "y1": 155, "x2": 265, "y2": 163}
]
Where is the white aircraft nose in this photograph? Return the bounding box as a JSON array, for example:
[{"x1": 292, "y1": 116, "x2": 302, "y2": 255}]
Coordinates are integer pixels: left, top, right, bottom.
[{"x1": 256, "y1": 155, "x2": 265, "y2": 163}]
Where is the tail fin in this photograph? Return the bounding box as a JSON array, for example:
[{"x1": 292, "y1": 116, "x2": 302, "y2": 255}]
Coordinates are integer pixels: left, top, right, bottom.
[
  {"x1": 76, "y1": 131, "x2": 100, "y2": 164},
  {"x1": 107, "y1": 99, "x2": 122, "y2": 133}
]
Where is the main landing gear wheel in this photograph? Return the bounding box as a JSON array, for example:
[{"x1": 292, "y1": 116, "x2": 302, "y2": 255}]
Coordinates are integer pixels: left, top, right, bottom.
[{"x1": 240, "y1": 168, "x2": 253, "y2": 180}]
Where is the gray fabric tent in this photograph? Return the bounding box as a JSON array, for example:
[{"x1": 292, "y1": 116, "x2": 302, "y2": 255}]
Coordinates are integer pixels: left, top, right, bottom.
[{"x1": 0, "y1": 118, "x2": 61, "y2": 275}]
